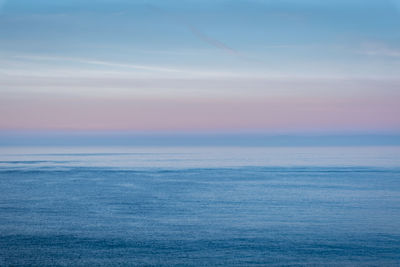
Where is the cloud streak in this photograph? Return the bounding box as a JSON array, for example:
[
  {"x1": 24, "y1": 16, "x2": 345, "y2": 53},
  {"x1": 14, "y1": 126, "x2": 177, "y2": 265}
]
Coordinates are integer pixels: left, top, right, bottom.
[
  {"x1": 359, "y1": 43, "x2": 400, "y2": 58},
  {"x1": 185, "y1": 23, "x2": 237, "y2": 55},
  {"x1": 13, "y1": 55, "x2": 183, "y2": 73},
  {"x1": 147, "y1": 4, "x2": 239, "y2": 56}
]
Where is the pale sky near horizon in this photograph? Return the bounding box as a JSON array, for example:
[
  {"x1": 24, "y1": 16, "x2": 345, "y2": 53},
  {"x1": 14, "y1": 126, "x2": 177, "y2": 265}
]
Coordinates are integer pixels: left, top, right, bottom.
[{"x1": 0, "y1": 0, "x2": 400, "y2": 133}]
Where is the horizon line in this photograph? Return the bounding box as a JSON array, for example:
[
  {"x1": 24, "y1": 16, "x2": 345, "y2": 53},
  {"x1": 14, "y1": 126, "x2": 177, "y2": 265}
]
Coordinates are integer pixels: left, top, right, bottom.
[{"x1": 1, "y1": 131, "x2": 399, "y2": 147}]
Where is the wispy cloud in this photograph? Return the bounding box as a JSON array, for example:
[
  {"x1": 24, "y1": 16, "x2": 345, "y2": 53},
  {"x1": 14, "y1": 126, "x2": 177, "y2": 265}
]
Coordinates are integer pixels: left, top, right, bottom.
[
  {"x1": 184, "y1": 23, "x2": 237, "y2": 55},
  {"x1": 147, "y1": 4, "x2": 240, "y2": 56},
  {"x1": 1, "y1": 59, "x2": 399, "y2": 100},
  {"x1": 1, "y1": 54, "x2": 264, "y2": 79},
  {"x1": 13, "y1": 55, "x2": 184, "y2": 73},
  {"x1": 359, "y1": 43, "x2": 400, "y2": 58}
]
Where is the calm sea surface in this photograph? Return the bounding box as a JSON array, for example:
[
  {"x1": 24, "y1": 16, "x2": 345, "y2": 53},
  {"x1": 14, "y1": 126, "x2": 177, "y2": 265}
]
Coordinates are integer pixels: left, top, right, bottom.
[{"x1": 0, "y1": 146, "x2": 400, "y2": 266}]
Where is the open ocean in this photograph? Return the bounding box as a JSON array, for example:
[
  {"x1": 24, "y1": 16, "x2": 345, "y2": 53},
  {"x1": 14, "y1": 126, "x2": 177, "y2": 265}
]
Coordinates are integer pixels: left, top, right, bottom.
[{"x1": 1, "y1": 146, "x2": 400, "y2": 266}]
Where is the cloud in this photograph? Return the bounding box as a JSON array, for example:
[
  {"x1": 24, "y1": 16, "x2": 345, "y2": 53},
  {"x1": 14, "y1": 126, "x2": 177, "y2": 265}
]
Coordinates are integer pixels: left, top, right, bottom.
[
  {"x1": 184, "y1": 23, "x2": 237, "y2": 55},
  {"x1": 146, "y1": 4, "x2": 239, "y2": 56},
  {"x1": 359, "y1": 43, "x2": 400, "y2": 58},
  {"x1": 1, "y1": 53, "x2": 261, "y2": 80},
  {"x1": 1, "y1": 60, "x2": 399, "y2": 100},
  {"x1": 13, "y1": 55, "x2": 184, "y2": 73}
]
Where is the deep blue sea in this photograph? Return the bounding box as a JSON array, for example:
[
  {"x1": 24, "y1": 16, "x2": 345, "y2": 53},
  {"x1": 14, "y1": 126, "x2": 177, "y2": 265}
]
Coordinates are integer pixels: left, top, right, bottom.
[{"x1": 1, "y1": 146, "x2": 400, "y2": 266}]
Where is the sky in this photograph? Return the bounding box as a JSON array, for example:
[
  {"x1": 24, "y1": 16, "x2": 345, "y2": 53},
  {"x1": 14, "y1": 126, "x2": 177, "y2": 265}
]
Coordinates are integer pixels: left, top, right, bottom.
[{"x1": 0, "y1": 0, "x2": 400, "y2": 134}]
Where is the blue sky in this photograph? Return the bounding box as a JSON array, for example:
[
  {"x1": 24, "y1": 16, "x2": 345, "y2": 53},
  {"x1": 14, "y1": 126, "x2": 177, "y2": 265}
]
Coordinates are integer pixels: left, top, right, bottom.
[
  {"x1": 2, "y1": 0, "x2": 400, "y2": 76},
  {"x1": 0, "y1": 0, "x2": 399, "y2": 133}
]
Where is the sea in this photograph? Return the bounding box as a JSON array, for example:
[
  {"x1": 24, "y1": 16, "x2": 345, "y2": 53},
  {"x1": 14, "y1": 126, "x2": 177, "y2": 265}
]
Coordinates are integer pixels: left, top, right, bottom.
[{"x1": 0, "y1": 146, "x2": 399, "y2": 266}]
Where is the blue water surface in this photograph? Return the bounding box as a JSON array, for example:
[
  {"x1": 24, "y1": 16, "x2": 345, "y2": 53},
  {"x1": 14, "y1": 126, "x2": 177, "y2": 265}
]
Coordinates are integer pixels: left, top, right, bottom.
[{"x1": 0, "y1": 146, "x2": 400, "y2": 266}]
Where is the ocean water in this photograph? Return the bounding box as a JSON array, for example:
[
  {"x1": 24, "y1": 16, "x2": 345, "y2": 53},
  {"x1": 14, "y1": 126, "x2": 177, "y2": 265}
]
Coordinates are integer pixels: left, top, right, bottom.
[{"x1": 0, "y1": 146, "x2": 400, "y2": 266}]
